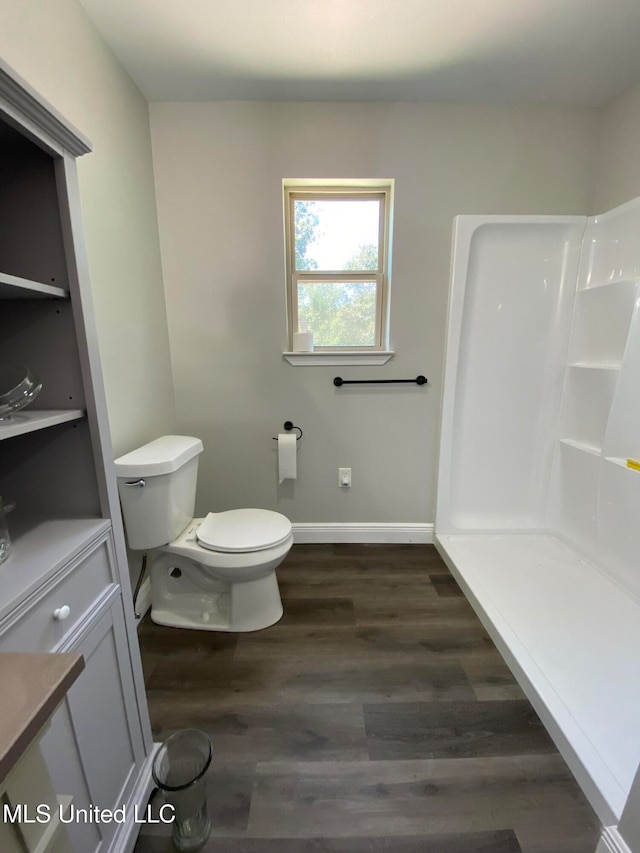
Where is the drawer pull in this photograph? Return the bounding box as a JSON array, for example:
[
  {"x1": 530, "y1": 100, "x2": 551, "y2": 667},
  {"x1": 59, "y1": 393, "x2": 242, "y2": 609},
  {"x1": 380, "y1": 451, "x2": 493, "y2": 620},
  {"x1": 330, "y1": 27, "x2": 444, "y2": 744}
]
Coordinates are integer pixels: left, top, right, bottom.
[{"x1": 53, "y1": 605, "x2": 71, "y2": 621}]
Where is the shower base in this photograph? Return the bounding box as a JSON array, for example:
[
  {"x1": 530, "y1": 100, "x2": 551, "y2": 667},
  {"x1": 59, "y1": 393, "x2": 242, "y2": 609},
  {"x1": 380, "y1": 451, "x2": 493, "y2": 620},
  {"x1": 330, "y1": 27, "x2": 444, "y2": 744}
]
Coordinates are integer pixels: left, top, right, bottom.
[{"x1": 436, "y1": 531, "x2": 640, "y2": 826}]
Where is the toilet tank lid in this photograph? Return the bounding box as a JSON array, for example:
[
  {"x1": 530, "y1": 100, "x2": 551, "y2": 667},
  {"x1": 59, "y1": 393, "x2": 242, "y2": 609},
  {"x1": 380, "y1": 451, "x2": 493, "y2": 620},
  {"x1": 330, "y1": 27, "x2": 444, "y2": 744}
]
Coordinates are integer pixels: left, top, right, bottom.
[{"x1": 114, "y1": 435, "x2": 203, "y2": 477}]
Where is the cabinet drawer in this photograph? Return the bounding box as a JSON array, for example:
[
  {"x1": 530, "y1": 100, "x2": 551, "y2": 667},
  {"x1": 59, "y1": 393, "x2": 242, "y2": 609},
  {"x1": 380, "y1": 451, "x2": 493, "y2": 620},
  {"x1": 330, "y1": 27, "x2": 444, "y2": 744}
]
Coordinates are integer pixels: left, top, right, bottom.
[{"x1": 0, "y1": 536, "x2": 115, "y2": 653}]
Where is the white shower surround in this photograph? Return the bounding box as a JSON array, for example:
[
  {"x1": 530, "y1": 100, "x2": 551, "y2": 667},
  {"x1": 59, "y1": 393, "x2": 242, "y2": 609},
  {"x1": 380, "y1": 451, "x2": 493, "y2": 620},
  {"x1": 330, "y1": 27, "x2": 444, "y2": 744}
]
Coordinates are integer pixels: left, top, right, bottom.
[{"x1": 436, "y1": 200, "x2": 640, "y2": 827}]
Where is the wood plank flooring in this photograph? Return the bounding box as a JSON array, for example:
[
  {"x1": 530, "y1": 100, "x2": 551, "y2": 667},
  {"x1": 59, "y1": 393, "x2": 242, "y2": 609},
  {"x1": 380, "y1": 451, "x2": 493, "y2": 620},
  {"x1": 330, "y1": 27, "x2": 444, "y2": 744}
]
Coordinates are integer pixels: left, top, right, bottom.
[{"x1": 133, "y1": 544, "x2": 600, "y2": 853}]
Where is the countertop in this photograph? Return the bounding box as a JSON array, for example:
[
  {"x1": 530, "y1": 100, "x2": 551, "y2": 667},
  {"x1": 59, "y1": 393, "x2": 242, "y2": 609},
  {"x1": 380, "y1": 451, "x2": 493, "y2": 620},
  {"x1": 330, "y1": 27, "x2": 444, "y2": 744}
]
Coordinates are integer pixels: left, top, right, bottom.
[{"x1": 0, "y1": 652, "x2": 84, "y2": 784}]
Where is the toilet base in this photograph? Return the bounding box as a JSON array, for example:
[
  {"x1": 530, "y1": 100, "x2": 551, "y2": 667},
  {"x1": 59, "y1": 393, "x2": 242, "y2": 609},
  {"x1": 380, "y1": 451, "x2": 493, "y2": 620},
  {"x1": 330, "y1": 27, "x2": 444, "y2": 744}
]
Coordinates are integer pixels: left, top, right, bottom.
[{"x1": 149, "y1": 555, "x2": 283, "y2": 632}]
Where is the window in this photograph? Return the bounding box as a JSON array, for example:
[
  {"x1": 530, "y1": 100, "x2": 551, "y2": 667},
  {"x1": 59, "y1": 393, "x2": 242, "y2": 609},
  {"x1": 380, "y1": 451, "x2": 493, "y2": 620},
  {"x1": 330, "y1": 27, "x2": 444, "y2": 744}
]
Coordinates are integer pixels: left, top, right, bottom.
[{"x1": 284, "y1": 182, "x2": 393, "y2": 353}]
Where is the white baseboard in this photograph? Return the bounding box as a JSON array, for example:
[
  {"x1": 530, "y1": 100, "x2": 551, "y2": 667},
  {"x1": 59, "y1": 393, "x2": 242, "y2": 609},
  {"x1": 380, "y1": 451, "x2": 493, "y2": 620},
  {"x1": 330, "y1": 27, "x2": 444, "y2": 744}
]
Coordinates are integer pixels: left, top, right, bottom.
[
  {"x1": 134, "y1": 576, "x2": 152, "y2": 624},
  {"x1": 292, "y1": 523, "x2": 433, "y2": 544},
  {"x1": 597, "y1": 827, "x2": 632, "y2": 853},
  {"x1": 132, "y1": 526, "x2": 433, "y2": 624}
]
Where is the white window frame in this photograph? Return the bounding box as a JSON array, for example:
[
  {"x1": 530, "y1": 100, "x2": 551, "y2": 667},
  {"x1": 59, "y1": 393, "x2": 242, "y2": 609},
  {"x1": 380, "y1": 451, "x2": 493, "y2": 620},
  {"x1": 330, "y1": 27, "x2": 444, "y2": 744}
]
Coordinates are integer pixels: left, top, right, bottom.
[{"x1": 284, "y1": 181, "x2": 393, "y2": 357}]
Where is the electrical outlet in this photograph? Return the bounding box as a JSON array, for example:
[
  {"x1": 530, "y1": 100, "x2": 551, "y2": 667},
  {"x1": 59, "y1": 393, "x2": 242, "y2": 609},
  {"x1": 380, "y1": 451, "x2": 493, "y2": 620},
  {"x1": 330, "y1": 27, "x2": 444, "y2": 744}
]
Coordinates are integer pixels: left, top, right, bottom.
[{"x1": 338, "y1": 467, "x2": 351, "y2": 487}]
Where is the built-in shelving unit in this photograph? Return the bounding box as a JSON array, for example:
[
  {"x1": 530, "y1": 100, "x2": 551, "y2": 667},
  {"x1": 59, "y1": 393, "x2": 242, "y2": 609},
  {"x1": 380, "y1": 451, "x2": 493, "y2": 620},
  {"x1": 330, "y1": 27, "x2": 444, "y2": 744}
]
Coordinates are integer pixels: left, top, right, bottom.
[
  {"x1": 0, "y1": 115, "x2": 96, "y2": 577},
  {"x1": 554, "y1": 265, "x2": 639, "y2": 473},
  {"x1": 0, "y1": 58, "x2": 153, "y2": 853},
  {"x1": 551, "y1": 274, "x2": 640, "y2": 584}
]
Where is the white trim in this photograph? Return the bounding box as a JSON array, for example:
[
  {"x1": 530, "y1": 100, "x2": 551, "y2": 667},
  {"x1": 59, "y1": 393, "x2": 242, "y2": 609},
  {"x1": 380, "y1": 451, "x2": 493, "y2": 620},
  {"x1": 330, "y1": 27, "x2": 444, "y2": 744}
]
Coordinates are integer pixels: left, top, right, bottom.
[
  {"x1": 107, "y1": 745, "x2": 159, "y2": 853},
  {"x1": 283, "y1": 178, "x2": 394, "y2": 189},
  {"x1": 283, "y1": 350, "x2": 395, "y2": 366},
  {"x1": 292, "y1": 523, "x2": 433, "y2": 544},
  {"x1": 596, "y1": 827, "x2": 632, "y2": 853},
  {"x1": 134, "y1": 577, "x2": 152, "y2": 623},
  {"x1": 284, "y1": 182, "x2": 393, "y2": 352},
  {"x1": 0, "y1": 57, "x2": 91, "y2": 156}
]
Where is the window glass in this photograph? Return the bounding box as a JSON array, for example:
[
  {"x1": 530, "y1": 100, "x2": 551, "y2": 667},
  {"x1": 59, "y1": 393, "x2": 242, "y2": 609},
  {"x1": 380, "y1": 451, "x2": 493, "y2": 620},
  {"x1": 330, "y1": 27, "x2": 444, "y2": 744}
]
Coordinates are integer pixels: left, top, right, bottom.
[
  {"x1": 294, "y1": 199, "x2": 381, "y2": 272},
  {"x1": 297, "y1": 280, "x2": 377, "y2": 347}
]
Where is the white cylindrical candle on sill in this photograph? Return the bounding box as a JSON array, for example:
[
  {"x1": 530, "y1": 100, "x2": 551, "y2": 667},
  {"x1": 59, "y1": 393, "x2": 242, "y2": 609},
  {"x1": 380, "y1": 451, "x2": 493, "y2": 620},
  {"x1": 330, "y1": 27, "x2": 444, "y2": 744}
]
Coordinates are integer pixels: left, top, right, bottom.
[{"x1": 292, "y1": 331, "x2": 314, "y2": 352}]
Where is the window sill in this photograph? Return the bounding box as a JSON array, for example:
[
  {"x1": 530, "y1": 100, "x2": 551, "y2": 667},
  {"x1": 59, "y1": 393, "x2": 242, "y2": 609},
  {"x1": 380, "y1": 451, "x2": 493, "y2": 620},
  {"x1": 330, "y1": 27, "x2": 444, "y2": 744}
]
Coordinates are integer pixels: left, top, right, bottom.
[{"x1": 283, "y1": 350, "x2": 395, "y2": 366}]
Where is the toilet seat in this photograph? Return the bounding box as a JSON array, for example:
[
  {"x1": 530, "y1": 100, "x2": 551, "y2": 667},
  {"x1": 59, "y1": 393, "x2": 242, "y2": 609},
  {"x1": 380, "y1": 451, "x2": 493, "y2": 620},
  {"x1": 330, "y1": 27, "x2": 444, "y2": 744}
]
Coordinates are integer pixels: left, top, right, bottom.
[{"x1": 197, "y1": 509, "x2": 292, "y2": 553}]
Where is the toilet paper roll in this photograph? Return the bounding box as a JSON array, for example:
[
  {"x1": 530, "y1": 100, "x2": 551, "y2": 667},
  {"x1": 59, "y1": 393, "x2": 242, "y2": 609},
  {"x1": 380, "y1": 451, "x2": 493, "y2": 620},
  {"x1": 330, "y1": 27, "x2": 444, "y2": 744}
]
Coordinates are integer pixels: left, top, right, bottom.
[
  {"x1": 292, "y1": 331, "x2": 314, "y2": 352},
  {"x1": 278, "y1": 433, "x2": 297, "y2": 483}
]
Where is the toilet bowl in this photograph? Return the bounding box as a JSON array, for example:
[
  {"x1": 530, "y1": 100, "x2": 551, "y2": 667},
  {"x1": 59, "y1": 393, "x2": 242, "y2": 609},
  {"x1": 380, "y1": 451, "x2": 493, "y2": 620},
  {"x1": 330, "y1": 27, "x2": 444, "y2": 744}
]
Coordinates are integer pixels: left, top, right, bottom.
[
  {"x1": 150, "y1": 511, "x2": 292, "y2": 631},
  {"x1": 114, "y1": 436, "x2": 292, "y2": 632}
]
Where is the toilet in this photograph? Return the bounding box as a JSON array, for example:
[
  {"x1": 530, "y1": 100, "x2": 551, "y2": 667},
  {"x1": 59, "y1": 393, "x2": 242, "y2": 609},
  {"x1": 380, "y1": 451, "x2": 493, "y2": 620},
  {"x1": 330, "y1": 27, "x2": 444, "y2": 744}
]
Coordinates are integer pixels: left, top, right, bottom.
[{"x1": 114, "y1": 435, "x2": 292, "y2": 632}]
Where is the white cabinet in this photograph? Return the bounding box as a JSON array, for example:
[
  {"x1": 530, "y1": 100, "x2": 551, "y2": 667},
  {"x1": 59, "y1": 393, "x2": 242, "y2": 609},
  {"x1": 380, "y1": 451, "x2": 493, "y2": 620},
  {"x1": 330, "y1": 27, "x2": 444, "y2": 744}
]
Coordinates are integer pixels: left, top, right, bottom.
[
  {"x1": 41, "y1": 592, "x2": 147, "y2": 853},
  {"x1": 0, "y1": 533, "x2": 146, "y2": 849},
  {"x1": 38, "y1": 694, "x2": 103, "y2": 853},
  {"x1": 0, "y1": 59, "x2": 153, "y2": 853}
]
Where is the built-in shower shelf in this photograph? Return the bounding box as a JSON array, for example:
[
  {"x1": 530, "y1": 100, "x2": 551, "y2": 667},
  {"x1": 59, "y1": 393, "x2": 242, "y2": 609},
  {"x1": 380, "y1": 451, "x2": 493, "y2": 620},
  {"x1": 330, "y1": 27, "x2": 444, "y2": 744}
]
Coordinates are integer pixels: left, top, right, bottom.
[
  {"x1": 559, "y1": 438, "x2": 601, "y2": 456},
  {"x1": 0, "y1": 410, "x2": 85, "y2": 441},
  {"x1": 569, "y1": 280, "x2": 637, "y2": 367},
  {"x1": 605, "y1": 456, "x2": 640, "y2": 471},
  {"x1": 560, "y1": 366, "x2": 619, "y2": 452},
  {"x1": 578, "y1": 276, "x2": 640, "y2": 292},
  {"x1": 568, "y1": 362, "x2": 620, "y2": 370}
]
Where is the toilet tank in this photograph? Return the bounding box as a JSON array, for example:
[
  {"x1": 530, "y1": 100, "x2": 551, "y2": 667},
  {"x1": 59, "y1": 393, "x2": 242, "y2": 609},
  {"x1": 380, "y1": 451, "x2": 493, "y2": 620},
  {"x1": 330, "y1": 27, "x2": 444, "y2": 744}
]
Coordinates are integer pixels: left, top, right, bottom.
[{"x1": 114, "y1": 435, "x2": 204, "y2": 550}]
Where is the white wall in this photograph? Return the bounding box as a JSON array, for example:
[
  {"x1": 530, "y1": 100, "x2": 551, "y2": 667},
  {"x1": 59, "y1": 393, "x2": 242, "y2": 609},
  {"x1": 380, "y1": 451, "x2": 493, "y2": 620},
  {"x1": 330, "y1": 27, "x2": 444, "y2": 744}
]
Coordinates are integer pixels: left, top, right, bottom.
[
  {"x1": 150, "y1": 101, "x2": 598, "y2": 525},
  {"x1": 593, "y1": 81, "x2": 640, "y2": 213},
  {"x1": 0, "y1": 0, "x2": 175, "y2": 456}
]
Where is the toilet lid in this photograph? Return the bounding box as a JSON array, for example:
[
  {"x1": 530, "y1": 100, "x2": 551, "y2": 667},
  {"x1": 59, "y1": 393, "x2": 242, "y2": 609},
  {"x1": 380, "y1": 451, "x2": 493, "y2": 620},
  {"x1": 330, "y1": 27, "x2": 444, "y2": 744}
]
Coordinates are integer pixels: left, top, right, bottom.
[{"x1": 196, "y1": 509, "x2": 292, "y2": 553}]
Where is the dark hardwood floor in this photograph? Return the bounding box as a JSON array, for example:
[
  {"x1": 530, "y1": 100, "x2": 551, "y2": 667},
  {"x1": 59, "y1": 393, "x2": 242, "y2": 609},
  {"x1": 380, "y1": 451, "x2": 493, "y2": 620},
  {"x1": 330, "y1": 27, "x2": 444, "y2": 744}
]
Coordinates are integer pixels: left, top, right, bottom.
[{"x1": 133, "y1": 544, "x2": 600, "y2": 852}]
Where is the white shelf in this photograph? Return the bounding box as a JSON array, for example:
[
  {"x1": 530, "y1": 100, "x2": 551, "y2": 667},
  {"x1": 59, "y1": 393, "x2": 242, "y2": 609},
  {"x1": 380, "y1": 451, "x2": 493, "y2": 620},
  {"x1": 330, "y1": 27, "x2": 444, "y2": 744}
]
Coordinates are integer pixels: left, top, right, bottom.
[
  {"x1": 0, "y1": 517, "x2": 110, "y2": 622},
  {"x1": 0, "y1": 271, "x2": 68, "y2": 299},
  {"x1": 578, "y1": 276, "x2": 640, "y2": 291},
  {"x1": 0, "y1": 410, "x2": 84, "y2": 441},
  {"x1": 560, "y1": 366, "x2": 619, "y2": 452},
  {"x1": 605, "y1": 456, "x2": 640, "y2": 471},
  {"x1": 568, "y1": 362, "x2": 620, "y2": 370},
  {"x1": 559, "y1": 437, "x2": 601, "y2": 456},
  {"x1": 569, "y1": 281, "x2": 637, "y2": 366}
]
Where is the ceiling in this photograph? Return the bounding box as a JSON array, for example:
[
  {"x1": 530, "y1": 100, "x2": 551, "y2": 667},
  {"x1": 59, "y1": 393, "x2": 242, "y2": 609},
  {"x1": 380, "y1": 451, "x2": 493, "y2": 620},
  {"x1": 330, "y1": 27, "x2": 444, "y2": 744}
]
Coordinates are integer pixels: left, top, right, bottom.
[{"x1": 79, "y1": 0, "x2": 640, "y2": 106}]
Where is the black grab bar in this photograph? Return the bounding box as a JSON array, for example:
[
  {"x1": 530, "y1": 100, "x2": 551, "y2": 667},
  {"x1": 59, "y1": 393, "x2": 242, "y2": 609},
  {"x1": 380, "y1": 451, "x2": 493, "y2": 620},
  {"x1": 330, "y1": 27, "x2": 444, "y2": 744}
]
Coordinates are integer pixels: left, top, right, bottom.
[{"x1": 333, "y1": 375, "x2": 427, "y2": 387}]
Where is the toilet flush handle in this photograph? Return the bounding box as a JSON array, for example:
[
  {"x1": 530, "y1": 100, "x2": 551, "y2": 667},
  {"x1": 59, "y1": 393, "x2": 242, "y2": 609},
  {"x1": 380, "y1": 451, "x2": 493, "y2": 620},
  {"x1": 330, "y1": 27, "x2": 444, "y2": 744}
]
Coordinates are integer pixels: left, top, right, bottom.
[{"x1": 123, "y1": 479, "x2": 146, "y2": 488}]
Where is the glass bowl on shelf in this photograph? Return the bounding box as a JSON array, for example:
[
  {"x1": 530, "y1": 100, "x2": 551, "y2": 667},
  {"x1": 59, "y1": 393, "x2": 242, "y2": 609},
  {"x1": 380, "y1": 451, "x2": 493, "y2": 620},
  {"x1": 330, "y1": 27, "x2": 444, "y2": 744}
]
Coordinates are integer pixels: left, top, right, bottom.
[{"x1": 0, "y1": 365, "x2": 43, "y2": 419}]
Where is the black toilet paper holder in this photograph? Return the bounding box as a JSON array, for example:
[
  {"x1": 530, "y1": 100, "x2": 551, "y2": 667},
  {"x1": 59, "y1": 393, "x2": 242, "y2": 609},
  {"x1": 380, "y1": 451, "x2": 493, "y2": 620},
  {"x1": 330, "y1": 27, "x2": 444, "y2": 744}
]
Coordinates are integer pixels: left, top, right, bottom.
[{"x1": 272, "y1": 421, "x2": 303, "y2": 441}]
